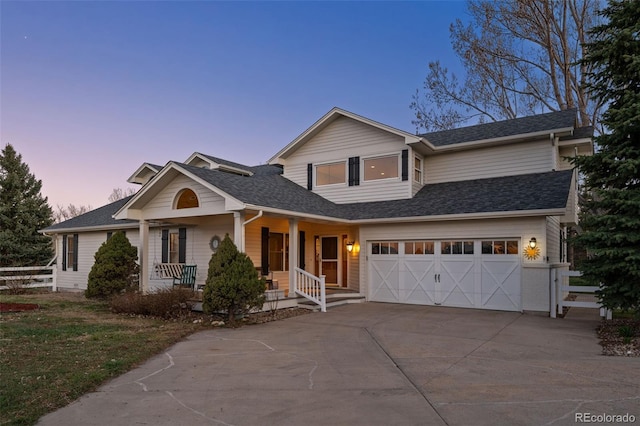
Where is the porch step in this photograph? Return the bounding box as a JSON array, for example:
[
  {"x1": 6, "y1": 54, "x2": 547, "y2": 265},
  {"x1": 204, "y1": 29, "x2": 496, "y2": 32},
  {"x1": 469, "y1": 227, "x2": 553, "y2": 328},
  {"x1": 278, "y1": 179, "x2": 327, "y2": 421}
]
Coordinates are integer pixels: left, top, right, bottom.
[{"x1": 297, "y1": 294, "x2": 366, "y2": 311}]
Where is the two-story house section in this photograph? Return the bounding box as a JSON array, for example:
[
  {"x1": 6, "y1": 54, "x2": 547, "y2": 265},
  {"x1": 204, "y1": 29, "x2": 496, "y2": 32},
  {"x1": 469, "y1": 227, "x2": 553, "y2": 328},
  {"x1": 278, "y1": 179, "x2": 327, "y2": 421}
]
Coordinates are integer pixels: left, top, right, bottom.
[{"x1": 42, "y1": 107, "x2": 592, "y2": 315}]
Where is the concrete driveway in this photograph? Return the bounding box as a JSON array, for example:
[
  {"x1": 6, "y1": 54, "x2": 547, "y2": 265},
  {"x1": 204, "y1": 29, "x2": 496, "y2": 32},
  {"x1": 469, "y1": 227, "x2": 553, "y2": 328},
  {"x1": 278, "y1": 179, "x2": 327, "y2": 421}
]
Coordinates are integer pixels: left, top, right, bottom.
[{"x1": 39, "y1": 303, "x2": 639, "y2": 426}]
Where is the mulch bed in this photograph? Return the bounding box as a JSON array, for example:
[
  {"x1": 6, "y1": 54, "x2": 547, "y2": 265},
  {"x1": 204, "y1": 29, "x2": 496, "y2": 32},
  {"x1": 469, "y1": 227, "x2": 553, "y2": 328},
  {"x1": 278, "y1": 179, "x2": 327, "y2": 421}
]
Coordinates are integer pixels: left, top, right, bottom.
[
  {"x1": 0, "y1": 302, "x2": 40, "y2": 313},
  {"x1": 598, "y1": 318, "x2": 640, "y2": 357}
]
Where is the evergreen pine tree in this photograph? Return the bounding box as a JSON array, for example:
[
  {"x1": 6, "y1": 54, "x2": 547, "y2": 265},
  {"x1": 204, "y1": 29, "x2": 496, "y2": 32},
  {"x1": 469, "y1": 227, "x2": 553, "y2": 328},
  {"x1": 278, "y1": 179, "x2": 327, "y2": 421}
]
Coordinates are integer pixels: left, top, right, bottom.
[
  {"x1": 0, "y1": 144, "x2": 53, "y2": 266},
  {"x1": 571, "y1": 0, "x2": 640, "y2": 313},
  {"x1": 86, "y1": 231, "x2": 139, "y2": 298},
  {"x1": 202, "y1": 234, "x2": 265, "y2": 322}
]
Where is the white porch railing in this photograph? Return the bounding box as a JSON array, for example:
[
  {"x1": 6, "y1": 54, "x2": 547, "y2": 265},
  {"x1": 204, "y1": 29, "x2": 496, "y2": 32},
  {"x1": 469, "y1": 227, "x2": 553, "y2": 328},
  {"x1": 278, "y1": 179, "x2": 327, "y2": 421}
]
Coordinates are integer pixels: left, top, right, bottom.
[
  {"x1": 294, "y1": 267, "x2": 326, "y2": 313},
  {"x1": 0, "y1": 266, "x2": 56, "y2": 291},
  {"x1": 153, "y1": 263, "x2": 185, "y2": 279},
  {"x1": 550, "y1": 269, "x2": 612, "y2": 319}
]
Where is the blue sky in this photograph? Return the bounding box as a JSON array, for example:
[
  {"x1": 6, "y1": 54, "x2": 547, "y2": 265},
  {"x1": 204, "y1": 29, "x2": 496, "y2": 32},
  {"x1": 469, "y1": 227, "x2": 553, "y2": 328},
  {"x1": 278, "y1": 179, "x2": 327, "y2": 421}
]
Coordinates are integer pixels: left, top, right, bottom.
[{"x1": 1, "y1": 1, "x2": 468, "y2": 210}]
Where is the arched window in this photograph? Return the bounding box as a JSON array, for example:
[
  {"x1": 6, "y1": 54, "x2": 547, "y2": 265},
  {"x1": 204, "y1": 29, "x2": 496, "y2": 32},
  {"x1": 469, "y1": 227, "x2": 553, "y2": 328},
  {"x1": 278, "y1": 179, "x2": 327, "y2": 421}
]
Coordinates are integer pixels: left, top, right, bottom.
[{"x1": 175, "y1": 189, "x2": 199, "y2": 209}]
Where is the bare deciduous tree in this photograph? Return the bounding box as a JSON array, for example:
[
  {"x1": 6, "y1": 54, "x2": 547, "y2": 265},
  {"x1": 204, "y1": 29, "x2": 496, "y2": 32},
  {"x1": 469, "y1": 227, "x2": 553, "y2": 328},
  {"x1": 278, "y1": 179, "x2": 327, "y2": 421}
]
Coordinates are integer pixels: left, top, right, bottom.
[
  {"x1": 53, "y1": 204, "x2": 92, "y2": 223},
  {"x1": 411, "y1": 0, "x2": 603, "y2": 132},
  {"x1": 108, "y1": 187, "x2": 136, "y2": 203}
]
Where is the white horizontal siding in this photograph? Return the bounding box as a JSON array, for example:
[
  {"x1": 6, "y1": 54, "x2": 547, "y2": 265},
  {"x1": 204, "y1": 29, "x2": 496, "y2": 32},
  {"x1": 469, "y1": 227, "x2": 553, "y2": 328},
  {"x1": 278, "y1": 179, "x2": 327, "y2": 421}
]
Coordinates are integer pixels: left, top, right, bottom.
[
  {"x1": 143, "y1": 215, "x2": 234, "y2": 289},
  {"x1": 424, "y1": 139, "x2": 553, "y2": 184},
  {"x1": 142, "y1": 174, "x2": 227, "y2": 220},
  {"x1": 283, "y1": 116, "x2": 411, "y2": 203},
  {"x1": 56, "y1": 230, "x2": 139, "y2": 291},
  {"x1": 546, "y1": 216, "x2": 561, "y2": 264}
]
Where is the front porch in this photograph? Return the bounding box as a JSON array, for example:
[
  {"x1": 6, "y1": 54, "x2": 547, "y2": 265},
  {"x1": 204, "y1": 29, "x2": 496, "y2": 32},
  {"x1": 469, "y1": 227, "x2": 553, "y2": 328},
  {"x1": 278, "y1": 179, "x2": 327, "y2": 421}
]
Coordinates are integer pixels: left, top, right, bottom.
[{"x1": 136, "y1": 211, "x2": 363, "y2": 312}]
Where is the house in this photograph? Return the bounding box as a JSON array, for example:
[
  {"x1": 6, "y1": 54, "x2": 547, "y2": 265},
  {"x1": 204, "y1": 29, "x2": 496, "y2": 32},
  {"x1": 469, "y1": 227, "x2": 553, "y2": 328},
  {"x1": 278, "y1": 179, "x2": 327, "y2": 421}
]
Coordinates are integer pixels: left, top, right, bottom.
[{"x1": 41, "y1": 107, "x2": 592, "y2": 314}]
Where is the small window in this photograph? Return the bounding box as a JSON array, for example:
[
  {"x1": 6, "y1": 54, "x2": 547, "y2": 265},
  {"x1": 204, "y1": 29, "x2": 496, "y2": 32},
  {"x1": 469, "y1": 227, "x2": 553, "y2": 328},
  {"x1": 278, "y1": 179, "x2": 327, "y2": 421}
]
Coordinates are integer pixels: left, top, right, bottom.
[
  {"x1": 175, "y1": 189, "x2": 199, "y2": 209},
  {"x1": 169, "y1": 233, "x2": 180, "y2": 263},
  {"x1": 316, "y1": 162, "x2": 346, "y2": 186},
  {"x1": 371, "y1": 242, "x2": 398, "y2": 255},
  {"x1": 269, "y1": 232, "x2": 289, "y2": 271},
  {"x1": 67, "y1": 235, "x2": 76, "y2": 270},
  {"x1": 442, "y1": 241, "x2": 474, "y2": 255},
  {"x1": 414, "y1": 156, "x2": 422, "y2": 183},
  {"x1": 364, "y1": 156, "x2": 399, "y2": 181},
  {"x1": 405, "y1": 241, "x2": 434, "y2": 255},
  {"x1": 482, "y1": 240, "x2": 519, "y2": 255}
]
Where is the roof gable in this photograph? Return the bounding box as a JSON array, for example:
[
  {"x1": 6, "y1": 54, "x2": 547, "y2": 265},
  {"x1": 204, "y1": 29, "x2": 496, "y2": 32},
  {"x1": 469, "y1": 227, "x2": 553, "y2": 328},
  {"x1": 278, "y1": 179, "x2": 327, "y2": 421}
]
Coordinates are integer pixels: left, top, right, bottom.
[
  {"x1": 268, "y1": 107, "x2": 422, "y2": 164},
  {"x1": 127, "y1": 163, "x2": 162, "y2": 185},
  {"x1": 184, "y1": 152, "x2": 254, "y2": 176}
]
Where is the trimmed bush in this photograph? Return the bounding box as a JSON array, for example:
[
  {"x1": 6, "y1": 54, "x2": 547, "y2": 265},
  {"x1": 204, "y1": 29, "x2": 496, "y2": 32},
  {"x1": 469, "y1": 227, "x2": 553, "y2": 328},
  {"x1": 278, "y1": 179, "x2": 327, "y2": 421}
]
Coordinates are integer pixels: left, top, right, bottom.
[
  {"x1": 202, "y1": 234, "x2": 265, "y2": 322},
  {"x1": 86, "y1": 231, "x2": 139, "y2": 299}
]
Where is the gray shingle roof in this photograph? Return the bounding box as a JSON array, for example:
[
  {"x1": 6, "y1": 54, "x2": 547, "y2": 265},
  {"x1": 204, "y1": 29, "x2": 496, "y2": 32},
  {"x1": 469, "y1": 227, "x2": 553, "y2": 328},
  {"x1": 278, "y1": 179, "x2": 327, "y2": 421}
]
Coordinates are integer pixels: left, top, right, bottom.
[
  {"x1": 42, "y1": 166, "x2": 573, "y2": 232},
  {"x1": 42, "y1": 196, "x2": 138, "y2": 232},
  {"x1": 340, "y1": 170, "x2": 574, "y2": 220},
  {"x1": 183, "y1": 162, "x2": 573, "y2": 221},
  {"x1": 421, "y1": 109, "x2": 577, "y2": 147}
]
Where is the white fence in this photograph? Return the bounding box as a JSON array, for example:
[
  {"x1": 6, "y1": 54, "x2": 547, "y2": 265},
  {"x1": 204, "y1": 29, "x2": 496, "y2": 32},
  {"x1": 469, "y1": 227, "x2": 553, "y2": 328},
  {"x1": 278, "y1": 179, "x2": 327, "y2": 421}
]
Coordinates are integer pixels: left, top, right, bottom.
[
  {"x1": 0, "y1": 266, "x2": 57, "y2": 291},
  {"x1": 550, "y1": 269, "x2": 611, "y2": 319}
]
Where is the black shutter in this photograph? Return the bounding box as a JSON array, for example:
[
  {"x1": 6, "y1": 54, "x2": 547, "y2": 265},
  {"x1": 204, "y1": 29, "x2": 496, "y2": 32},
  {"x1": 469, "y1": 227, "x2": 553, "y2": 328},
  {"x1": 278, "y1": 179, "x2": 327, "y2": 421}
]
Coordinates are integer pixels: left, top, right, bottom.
[
  {"x1": 348, "y1": 157, "x2": 360, "y2": 186},
  {"x1": 73, "y1": 234, "x2": 79, "y2": 271},
  {"x1": 261, "y1": 227, "x2": 270, "y2": 275},
  {"x1": 354, "y1": 156, "x2": 360, "y2": 186},
  {"x1": 348, "y1": 157, "x2": 354, "y2": 186},
  {"x1": 401, "y1": 149, "x2": 409, "y2": 181},
  {"x1": 106, "y1": 231, "x2": 112, "y2": 241},
  {"x1": 62, "y1": 234, "x2": 67, "y2": 271},
  {"x1": 299, "y1": 231, "x2": 306, "y2": 271},
  {"x1": 178, "y1": 228, "x2": 187, "y2": 263},
  {"x1": 307, "y1": 163, "x2": 313, "y2": 190},
  {"x1": 161, "y1": 230, "x2": 169, "y2": 263}
]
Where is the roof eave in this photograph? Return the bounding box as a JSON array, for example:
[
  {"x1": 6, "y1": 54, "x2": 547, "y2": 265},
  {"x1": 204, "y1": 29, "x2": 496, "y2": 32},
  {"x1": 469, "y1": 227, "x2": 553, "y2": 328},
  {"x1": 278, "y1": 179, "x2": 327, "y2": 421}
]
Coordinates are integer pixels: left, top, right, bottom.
[
  {"x1": 353, "y1": 208, "x2": 568, "y2": 224},
  {"x1": 426, "y1": 127, "x2": 575, "y2": 152},
  {"x1": 39, "y1": 222, "x2": 140, "y2": 235}
]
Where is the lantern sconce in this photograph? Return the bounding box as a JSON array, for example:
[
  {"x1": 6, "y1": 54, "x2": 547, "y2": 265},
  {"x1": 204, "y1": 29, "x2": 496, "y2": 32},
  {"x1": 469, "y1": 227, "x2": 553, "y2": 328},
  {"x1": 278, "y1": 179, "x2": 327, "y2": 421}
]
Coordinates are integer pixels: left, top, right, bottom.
[
  {"x1": 524, "y1": 237, "x2": 540, "y2": 260},
  {"x1": 346, "y1": 241, "x2": 355, "y2": 253}
]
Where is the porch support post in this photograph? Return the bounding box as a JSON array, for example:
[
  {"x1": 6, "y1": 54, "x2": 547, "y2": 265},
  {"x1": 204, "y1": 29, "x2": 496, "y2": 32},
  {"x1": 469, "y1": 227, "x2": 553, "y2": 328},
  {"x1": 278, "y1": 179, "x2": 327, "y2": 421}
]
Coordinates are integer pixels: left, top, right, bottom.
[
  {"x1": 233, "y1": 212, "x2": 245, "y2": 251},
  {"x1": 288, "y1": 218, "x2": 298, "y2": 297},
  {"x1": 139, "y1": 220, "x2": 150, "y2": 294}
]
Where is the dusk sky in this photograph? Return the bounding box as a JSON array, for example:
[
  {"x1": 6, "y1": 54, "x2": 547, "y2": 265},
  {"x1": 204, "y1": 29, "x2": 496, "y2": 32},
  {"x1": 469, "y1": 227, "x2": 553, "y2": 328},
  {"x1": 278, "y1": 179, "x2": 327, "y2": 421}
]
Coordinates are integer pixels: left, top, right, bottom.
[{"x1": 1, "y1": 1, "x2": 468, "y2": 211}]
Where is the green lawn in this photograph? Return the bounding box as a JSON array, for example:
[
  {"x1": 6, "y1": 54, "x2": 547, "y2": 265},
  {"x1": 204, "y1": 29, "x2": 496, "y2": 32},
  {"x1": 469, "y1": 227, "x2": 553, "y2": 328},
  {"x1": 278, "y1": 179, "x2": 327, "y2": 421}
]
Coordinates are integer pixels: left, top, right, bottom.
[{"x1": 0, "y1": 292, "x2": 203, "y2": 426}]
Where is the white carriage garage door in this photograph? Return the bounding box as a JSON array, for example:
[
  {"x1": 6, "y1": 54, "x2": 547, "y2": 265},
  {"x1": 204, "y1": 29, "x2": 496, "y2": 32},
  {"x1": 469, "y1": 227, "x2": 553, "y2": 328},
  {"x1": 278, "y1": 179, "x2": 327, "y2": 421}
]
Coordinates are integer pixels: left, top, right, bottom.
[{"x1": 368, "y1": 240, "x2": 522, "y2": 311}]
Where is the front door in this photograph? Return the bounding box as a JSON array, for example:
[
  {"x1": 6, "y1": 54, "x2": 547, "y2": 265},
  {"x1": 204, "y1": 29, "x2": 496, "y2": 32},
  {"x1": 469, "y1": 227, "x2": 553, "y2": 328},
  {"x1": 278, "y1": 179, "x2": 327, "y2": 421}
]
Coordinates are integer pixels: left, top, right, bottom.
[{"x1": 320, "y1": 236, "x2": 339, "y2": 285}]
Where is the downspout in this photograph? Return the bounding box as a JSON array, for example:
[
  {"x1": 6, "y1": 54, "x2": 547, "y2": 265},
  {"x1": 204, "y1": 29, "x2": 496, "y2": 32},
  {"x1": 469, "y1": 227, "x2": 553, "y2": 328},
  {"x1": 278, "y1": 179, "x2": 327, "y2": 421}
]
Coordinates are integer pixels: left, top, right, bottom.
[
  {"x1": 240, "y1": 210, "x2": 263, "y2": 252},
  {"x1": 550, "y1": 133, "x2": 558, "y2": 171}
]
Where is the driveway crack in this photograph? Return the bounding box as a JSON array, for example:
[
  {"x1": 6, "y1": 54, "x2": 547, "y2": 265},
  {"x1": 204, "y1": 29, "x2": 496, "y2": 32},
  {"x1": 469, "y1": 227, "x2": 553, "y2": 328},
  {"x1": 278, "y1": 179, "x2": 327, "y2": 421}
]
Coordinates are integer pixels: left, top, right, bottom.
[{"x1": 365, "y1": 327, "x2": 450, "y2": 426}]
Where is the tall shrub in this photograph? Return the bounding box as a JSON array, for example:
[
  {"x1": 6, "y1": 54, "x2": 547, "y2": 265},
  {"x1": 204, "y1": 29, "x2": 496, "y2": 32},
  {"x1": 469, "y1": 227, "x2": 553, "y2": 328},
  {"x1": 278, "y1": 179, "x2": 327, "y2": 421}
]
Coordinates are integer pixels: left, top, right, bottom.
[
  {"x1": 202, "y1": 234, "x2": 265, "y2": 322},
  {"x1": 86, "y1": 232, "x2": 139, "y2": 298}
]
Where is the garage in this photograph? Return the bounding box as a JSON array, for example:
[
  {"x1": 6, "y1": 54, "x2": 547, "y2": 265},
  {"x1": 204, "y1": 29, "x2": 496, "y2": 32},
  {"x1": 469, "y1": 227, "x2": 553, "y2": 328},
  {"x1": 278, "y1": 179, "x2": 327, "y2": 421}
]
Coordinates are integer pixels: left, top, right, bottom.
[{"x1": 368, "y1": 240, "x2": 522, "y2": 311}]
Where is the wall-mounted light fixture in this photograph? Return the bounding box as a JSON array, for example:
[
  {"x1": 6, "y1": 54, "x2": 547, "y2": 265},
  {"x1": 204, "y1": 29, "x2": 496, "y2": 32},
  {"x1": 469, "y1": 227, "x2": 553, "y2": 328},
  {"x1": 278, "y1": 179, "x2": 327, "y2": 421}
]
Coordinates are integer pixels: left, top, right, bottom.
[
  {"x1": 524, "y1": 237, "x2": 540, "y2": 260},
  {"x1": 346, "y1": 241, "x2": 355, "y2": 253}
]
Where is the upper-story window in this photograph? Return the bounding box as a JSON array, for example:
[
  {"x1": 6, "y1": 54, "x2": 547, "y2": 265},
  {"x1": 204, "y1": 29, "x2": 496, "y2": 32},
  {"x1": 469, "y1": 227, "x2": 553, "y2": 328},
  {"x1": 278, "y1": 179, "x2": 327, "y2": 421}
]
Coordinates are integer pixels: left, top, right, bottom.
[
  {"x1": 364, "y1": 155, "x2": 399, "y2": 181},
  {"x1": 175, "y1": 188, "x2": 199, "y2": 209},
  {"x1": 414, "y1": 156, "x2": 423, "y2": 183},
  {"x1": 316, "y1": 162, "x2": 346, "y2": 186}
]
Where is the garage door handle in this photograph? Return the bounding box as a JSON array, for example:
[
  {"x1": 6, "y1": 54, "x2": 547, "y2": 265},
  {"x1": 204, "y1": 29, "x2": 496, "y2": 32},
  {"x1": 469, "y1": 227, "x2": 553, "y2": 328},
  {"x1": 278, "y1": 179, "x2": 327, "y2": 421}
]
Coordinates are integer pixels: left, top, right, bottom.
[{"x1": 434, "y1": 274, "x2": 440, "y2": 283}]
